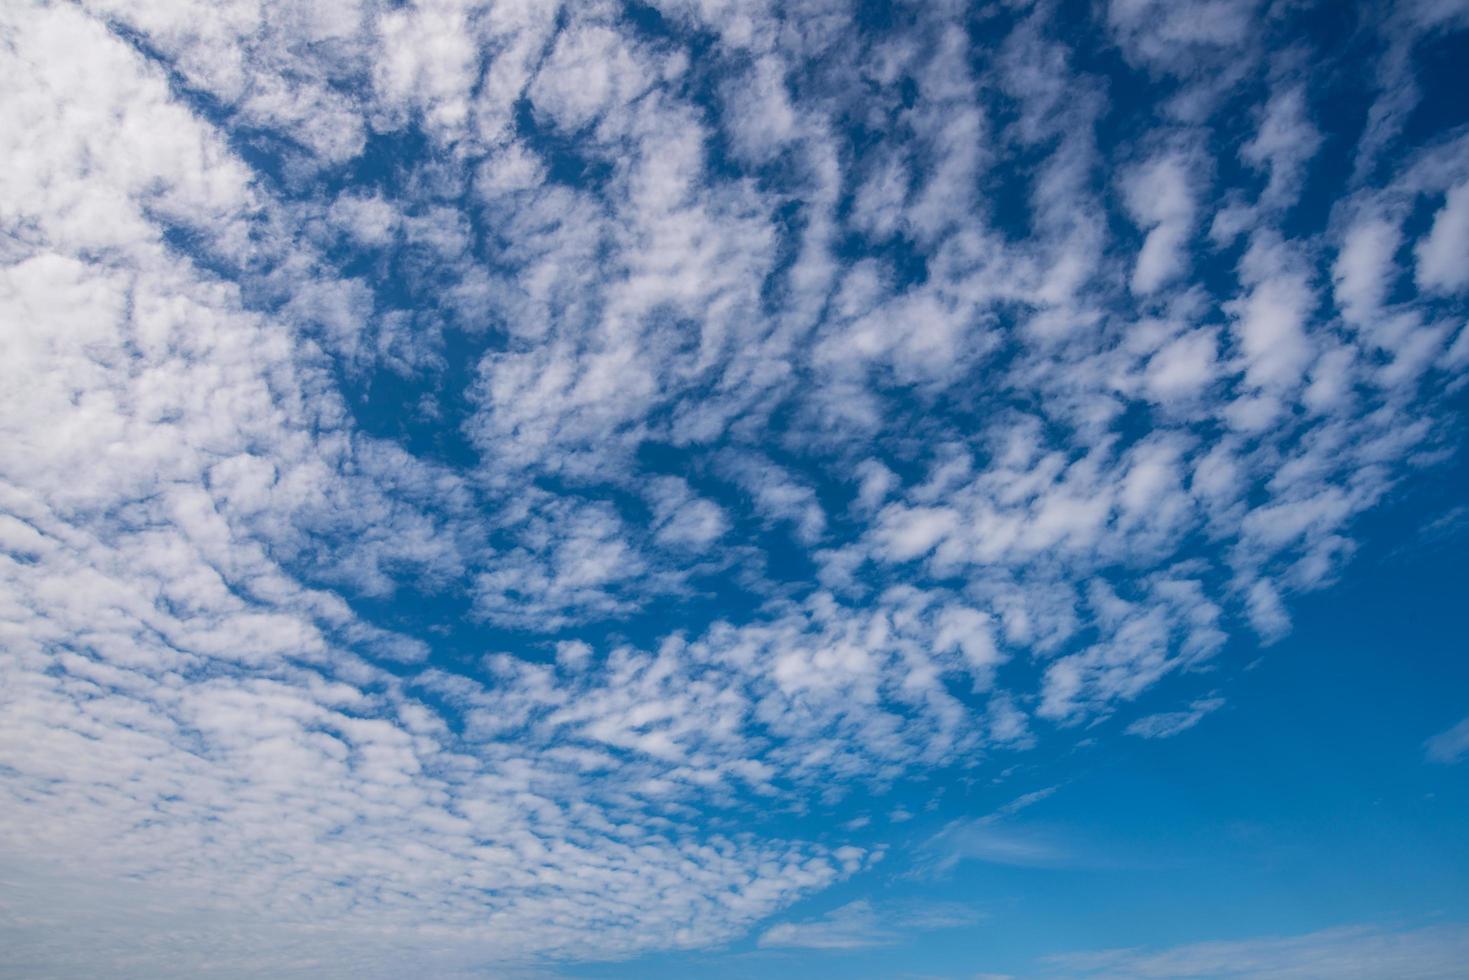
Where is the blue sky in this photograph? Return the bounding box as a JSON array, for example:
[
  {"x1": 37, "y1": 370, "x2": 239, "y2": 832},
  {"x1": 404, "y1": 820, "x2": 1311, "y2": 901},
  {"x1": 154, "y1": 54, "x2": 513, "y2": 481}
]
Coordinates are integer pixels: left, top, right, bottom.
[{"x1": 2, "y1": 0, "x2": 1468, "y2": 977}]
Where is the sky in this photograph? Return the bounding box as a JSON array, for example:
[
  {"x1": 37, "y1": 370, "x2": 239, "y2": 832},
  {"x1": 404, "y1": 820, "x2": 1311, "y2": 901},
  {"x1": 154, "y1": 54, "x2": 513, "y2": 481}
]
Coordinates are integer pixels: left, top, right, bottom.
[{"x1": 1, "y1": 0, "x2": 1468, "y2": 977}]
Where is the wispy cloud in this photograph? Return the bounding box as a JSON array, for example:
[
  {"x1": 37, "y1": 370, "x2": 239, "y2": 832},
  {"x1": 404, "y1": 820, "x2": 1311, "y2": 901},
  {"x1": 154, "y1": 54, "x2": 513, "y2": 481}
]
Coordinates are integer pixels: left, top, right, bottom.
[
  {"x1": 918, "y1": 787, "x2": 1075, "y2": 873},
  {"x1": 1126, "y1": 697, "x2": 1226, "y2": 739},
  {"x1": 758, "y1": 899, "x2": 983, "y2": 950},
  {"x1": 1045, "y1": 922, "x2": 1469, "y2": 979},
  {"x1": 1425, "y1": 717, "x2": 1469, "y2": 764},
  {"x1": 922, "y1": 822, "x2": 1075, "y2": 873}
]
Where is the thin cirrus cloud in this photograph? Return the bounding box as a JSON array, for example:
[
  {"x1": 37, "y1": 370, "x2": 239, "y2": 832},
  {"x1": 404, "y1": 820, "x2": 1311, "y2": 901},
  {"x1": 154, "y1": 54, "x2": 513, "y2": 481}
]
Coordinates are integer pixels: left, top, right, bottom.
[
  {"x1": 1046, "y1": 922, "x2": 1469, "y2": 979},
  {"x1": 757, "y1": 898, "x2": 983, "y2": 950},
  {"x1": 1126, "y1": 696, "x2": 1226, "y2": 740},
  {"x1": 1424, "y1": 717, "x2": 1469, "y2": 764},
  {"x1": 0, "y1": 0, "x2": 1467, "y2": 975}
]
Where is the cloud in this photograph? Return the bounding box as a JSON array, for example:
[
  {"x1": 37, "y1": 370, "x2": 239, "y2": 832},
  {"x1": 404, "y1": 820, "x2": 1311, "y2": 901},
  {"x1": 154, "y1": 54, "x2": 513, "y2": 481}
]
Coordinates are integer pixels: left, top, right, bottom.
[
  {"x1": 757, "y1": 899, "x2": 982, "y2": 950},
  {"x1": 1334, "y1": 214, "x2": 1404, "y2": 325},
  {"x1": 925, "y1": 822, "x2": 1073, "y2": 871},
  {"x1": 1, "y1": 0, "x2": 1467, "y2": 973},
  {"x1": 1424, "y1": 717, "x2": 1469, "y2": 763},
  {"x1": 1126, "y1": 697, "x2": 1226, "y2": 739},
  {"x1": 920, "y1": 789, "x2": 1071, "y2": 873},
  {"x1": 1123, "y1": 151, "x2": 1199, "y2": 295},
  {"x1": 1241, "y1": 84, "x2": 1322, "y2": 212},
  {"x1": 757, "y1": 900, "x2": 892, "y2": 950},
  {"x1": 996, "y1": 786, "x2": 1060, "y2": 817},
  {"x1": 1046, "y1": 922, "x2": 1469, "y2": 979},
  {"x1": 1416, "y1": 182, "x2": 1469, "y2": 293}
]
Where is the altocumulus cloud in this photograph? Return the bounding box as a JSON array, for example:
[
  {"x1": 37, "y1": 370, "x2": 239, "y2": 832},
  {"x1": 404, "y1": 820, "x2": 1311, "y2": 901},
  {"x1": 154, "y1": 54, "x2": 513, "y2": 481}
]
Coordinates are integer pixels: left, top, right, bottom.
[{"x1": 1, "y1": 0, "x2": 1467, "y2": 976}]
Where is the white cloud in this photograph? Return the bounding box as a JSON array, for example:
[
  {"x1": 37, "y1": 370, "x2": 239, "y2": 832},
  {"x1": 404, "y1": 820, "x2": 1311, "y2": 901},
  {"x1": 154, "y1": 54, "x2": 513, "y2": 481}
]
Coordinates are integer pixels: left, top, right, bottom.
[
  {"x1": 375, "y1": 0, "x2": 481, "y2": 137},
  {"x1": 1334, "y1": 213, "x2": 1403, "y2": 325},
  {"x1": 1143, "y1": 328, "x2": 1220, "y2": 402},
  {"x1": 1107, "y1": 0, "x2": 1256, "y2": 69},
  {"x1": 1416, "y1": 182, "x2": 1469, "y2": 293},
  {"x1": 719, "y1": 453, "x2": 828, "y2": 545},
  {"x1": 1243, "y1": 578, "x2": 1291, "y2": 643},
  {"x1": 528, "y1": 21, "x2": 653, "y2": 133},
  {"x1": 758, "y1": 900, "x2": 890, "y2": 950},
  {"x1": 996, "y1": 786, "x2": 1059, "y2": 817},
  {"x1": 722, "y1": 54, "x2": 801, "y2": 162},
  {"x1": 1123, "y1": 152, "x2": 1198, "y2": 295},
  {"x1": 874, "y1": 504, "x2": 961, "y2": 562},
  {"x1": 757, "y1": 898, "x2": 981, "y2": 950},
  {"x1": 2, "y1": 0, "x2": 1467, "y2": 973},
  {"x1": 1126, "y1": 696, "x2": 1225, "y2": 739},
  {"x1": 1241, "y1": 84, "x2": 1322, "y2": 211},
  {"x1": 1228, "y1": 237, "x2": 1317, "y2": 391},
  {"x1": 648, "y1": 477, "x2": 730, "y2": 550},
  {"x1": 924, "y1": 820, "x2": 1072, "y2": 872},
  {"x1": 1048, "y1": 922, "x2": 1469, "y2": 979},
  {"x1": 1424, "y1": 716, "x2": 1469, "y2": 763}
]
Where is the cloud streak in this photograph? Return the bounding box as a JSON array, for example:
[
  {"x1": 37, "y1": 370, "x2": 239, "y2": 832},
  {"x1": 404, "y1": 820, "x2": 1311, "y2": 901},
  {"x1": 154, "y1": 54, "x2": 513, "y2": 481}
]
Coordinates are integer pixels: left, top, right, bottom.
[{"x1": 1047, "y1": 922, "x2": 1469, "y2": 979}]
